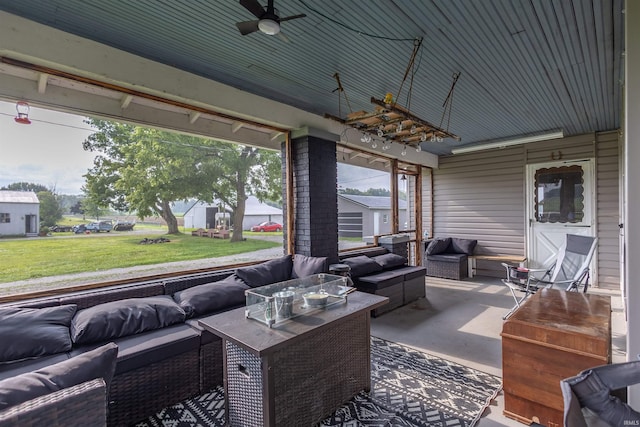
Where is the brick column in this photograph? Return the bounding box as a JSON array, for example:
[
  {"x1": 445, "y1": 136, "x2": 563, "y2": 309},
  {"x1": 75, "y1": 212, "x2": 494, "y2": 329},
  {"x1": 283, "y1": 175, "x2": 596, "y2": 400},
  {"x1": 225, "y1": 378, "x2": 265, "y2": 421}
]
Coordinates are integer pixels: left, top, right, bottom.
[{"x1": 282, "y1": 133, "x2": 339, "y2": 264}]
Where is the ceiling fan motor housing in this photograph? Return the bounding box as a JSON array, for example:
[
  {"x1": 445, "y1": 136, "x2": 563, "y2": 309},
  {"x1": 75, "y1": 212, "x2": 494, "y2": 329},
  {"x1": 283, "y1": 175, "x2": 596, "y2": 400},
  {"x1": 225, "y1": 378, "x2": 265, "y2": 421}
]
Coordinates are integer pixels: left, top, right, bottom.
[{"x1": 258, "y1": 14, "x2": 280, "y2": 35}]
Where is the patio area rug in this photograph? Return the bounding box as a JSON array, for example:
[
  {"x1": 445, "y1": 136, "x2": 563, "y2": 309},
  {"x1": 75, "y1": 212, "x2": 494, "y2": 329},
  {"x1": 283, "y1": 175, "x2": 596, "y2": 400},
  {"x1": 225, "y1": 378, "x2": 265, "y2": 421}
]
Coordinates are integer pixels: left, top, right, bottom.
[{"x1": 134, "y1": 336, "x2": 502, "y2": 427}]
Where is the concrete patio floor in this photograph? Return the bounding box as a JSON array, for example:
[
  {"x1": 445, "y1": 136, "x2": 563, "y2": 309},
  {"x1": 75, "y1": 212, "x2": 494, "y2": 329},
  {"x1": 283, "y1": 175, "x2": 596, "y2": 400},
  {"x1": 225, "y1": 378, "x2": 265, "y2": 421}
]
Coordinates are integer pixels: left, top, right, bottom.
[{"x1": 370, "y1": 276, "x2": 627, "y2": 427}]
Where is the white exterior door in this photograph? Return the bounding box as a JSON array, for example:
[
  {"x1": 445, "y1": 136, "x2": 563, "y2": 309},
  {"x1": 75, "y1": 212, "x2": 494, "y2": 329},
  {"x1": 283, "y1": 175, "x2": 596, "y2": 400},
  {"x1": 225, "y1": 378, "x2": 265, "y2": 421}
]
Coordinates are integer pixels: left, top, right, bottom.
[
  {"x1": 373, "y1": 212, "x2": 380, "y2": 235},
  {"x1": 526, "y1": 159, "x2": 596, "y2": 278}
]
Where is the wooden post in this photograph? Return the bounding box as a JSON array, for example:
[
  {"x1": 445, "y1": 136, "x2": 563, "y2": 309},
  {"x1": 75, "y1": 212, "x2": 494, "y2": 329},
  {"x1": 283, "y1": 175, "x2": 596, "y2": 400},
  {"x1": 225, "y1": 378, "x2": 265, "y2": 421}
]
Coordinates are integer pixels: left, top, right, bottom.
[
  {"x1": 415, "y1": 167, "x2": 423, "y2": 264},
  {"x1": 391, "y1": 159, "x2": 399, "y2": 234},
  {"x1": 285, "y1": 132, "x2": 294, "y2": 256}
]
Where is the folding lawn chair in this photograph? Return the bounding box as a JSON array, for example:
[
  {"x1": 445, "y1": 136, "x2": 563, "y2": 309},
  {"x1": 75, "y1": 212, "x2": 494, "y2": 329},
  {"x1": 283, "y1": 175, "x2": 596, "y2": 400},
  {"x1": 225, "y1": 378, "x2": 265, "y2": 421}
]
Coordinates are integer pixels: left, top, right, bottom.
[{"x1": 501, "y1": 234, "x2": 598, "y2": 319}]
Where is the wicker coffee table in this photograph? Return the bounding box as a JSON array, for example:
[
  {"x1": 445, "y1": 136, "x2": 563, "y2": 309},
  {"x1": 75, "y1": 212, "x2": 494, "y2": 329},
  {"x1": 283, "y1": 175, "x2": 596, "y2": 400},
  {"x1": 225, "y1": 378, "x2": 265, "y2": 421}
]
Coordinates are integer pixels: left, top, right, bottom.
[{"x1": 198, "y1": 290, "x2": 387, "y2": 427}]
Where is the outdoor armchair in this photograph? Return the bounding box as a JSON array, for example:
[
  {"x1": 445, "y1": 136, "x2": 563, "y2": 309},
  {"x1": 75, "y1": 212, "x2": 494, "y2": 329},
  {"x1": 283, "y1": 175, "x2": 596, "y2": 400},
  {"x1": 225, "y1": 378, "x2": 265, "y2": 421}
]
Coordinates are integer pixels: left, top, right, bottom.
[{"x1": 501, "y1": 234, "x2": 598, "y2": 319}]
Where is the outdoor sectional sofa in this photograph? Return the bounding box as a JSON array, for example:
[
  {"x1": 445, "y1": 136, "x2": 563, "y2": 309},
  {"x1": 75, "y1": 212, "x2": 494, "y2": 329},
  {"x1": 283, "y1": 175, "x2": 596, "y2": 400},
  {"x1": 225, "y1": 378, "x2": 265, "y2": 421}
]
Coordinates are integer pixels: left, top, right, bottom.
[
  {"x1": 0, "y1": 254, "x2": 328, "y2": 426},
  {"x1": 339, "y1": 247, "x2": 426, "y2": 316}
]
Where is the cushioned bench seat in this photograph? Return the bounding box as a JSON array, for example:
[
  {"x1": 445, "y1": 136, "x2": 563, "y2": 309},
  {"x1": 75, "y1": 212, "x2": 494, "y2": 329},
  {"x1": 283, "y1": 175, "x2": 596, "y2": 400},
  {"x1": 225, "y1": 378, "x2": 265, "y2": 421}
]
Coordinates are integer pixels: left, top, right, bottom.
[
  {"x1": 355, "y1": 270, "x2": 405, "y2": 316},
  {"x1": 340, "y1": 250, "x2": 426, "y2": 316}
]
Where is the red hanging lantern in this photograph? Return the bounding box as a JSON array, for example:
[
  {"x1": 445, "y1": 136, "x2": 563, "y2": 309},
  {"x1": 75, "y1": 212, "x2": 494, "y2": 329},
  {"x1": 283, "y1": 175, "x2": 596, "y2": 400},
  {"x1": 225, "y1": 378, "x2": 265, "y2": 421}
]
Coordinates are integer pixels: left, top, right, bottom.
[{"x1": 14, "y1": 101, "x2": 31, "y2": 124}]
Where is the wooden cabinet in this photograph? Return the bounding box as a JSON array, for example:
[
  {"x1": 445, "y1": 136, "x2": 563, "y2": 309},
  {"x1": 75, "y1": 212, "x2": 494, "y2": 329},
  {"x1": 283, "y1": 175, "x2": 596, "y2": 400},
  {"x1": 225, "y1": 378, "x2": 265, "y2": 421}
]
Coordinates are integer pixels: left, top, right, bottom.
[{"x1": 501, "y1": 289, "x2": 611, "y2": 427}]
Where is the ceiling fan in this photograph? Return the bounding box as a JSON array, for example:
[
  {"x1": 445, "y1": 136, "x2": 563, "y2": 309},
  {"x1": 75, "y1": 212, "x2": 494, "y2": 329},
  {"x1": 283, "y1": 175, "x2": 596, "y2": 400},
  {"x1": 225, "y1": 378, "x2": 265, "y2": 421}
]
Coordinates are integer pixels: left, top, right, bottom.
[{"x1": 236, "y1": 0, "x2": 306, "y2": 37}]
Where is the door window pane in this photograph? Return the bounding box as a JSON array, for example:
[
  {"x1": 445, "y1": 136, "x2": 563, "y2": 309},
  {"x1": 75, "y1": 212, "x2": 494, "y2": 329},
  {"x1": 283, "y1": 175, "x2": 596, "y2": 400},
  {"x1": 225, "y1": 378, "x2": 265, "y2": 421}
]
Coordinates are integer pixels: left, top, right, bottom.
[{"x1": 534, "y1": 165, "x2": 584, "y2": 223}]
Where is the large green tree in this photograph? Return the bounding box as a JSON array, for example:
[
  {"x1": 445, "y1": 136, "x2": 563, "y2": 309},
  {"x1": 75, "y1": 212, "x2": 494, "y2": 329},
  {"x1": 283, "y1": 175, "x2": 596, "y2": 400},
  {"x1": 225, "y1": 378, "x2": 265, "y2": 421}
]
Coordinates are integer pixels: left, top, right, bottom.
[
  {"x1": 82, "y1": 119, "x2": 281, "y2": 240},
  {"x1": 37, "y1": 191, "x2": 63, "y2": 226},
  {"x1": 1, "y1": 182, "x2": 48, "y2": 193}
]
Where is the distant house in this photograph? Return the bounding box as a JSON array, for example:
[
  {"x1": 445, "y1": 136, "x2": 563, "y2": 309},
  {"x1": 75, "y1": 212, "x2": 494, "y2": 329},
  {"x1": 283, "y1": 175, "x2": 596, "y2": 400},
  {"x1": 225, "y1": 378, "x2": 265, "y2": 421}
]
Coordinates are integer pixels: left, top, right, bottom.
[
  {"x1": 183, "y1": 196, "x2": 283, "y2": 230},
  {"x1": 338, "y1": 194, "x2": 407, "y2": 238},
  {"x1": 0, "y1": 191, "x2": 39, "y2": 237}
]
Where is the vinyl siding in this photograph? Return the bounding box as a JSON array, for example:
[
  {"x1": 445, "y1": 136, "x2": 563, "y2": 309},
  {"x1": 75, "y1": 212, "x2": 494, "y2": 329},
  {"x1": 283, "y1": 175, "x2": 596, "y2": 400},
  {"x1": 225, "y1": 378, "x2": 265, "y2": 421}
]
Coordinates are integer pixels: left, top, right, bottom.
[
  {"x1": 434, "y1": 146, "x2": 526, "y2": 259},
  {"x1": 595, "y1": 131, "x2": 621, "y2": 290},
  {"x1": 431, "y1": 131, "x2": 620, "y2": 288}
]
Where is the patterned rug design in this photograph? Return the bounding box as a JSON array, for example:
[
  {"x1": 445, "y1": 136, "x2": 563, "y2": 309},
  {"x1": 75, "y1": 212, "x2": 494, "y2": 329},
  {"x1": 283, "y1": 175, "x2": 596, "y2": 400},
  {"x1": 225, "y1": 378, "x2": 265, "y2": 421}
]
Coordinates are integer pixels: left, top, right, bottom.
[{"x1": 135, "y1": 336, "x2": 502, "y2": 427}]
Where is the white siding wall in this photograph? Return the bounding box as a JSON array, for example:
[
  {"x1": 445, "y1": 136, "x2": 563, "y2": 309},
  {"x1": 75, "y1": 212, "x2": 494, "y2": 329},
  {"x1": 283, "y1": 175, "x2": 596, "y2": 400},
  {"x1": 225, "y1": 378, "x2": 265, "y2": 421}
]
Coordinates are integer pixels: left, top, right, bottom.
[
  {"x1": 0, "y1": 203, "x2": 39, "y2": 236},
  {"x1": 431, "y1": 131, "x2": 620, "y2": 288},
  {"x1": 595, "y1": 131, "x2": 622, "y2": 289},
  {"x1": 434, "y1": 146, "x2": 526, "y2": 258}
]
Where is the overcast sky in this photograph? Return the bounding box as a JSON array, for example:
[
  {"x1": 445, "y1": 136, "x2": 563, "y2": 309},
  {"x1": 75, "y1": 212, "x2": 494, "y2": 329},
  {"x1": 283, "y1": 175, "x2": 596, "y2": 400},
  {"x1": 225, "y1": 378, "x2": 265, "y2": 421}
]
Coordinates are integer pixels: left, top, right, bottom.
[
  {"x1": 0, "y1": 100, "x2": 388, "y2": 195},
  {"x1": 0, "y1": 100, "x2": 95, "y2": 194}
]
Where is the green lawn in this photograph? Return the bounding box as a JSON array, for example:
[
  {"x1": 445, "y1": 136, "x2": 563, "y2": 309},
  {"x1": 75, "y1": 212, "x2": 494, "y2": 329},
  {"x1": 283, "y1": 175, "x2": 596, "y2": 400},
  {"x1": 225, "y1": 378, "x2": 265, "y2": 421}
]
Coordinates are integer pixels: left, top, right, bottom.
[{"x1": 0, "y1": 234, "x2": 280, "y2": 283}]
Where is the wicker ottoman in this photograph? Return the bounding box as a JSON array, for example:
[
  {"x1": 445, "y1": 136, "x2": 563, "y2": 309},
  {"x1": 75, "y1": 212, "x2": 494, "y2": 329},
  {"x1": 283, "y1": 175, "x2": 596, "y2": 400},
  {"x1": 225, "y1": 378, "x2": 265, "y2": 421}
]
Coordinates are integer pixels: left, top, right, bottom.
[{"x1": 425, "y1": 254, "x2": 468, "y2": 280}]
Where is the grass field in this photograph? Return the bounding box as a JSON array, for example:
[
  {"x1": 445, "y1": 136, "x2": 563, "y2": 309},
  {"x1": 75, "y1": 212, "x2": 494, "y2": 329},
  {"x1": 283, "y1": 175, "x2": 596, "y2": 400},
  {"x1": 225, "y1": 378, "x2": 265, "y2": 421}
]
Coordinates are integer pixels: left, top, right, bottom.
[{"x1": 0, "y1": 233, "x2": 280, "y2": 283}]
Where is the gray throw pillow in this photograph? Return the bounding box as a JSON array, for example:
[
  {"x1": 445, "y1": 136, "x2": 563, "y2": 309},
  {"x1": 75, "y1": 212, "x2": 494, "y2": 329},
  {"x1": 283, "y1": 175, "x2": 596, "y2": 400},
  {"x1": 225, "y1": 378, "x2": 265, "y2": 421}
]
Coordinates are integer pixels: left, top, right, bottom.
[
  {"x1": 450, "y1": 238, "x2": 478, "y2": 255},
  {"x1": 0, "y1": 304, "x2": 77, "y2": 363},
  {"x1": 373, "y1": 253, "x2": 407, "y2": 269},
  {"x1": 291, "y1": 254, "x2": 328, "y2": 279},
  {"x1": 0, "y1": 342, "x2": 118, "y2": 410},
  {"x1": 426, "y1": 237, "x2": 451, "y2": 255},
  {"x1": 173, "y1": 274, "x2": 250, "y2": 318},
  {"x1": 236, "y1": 255, "x2": 293, "y2": 288},
  {"x1": 342, "y1": 255, "x2": 384, "y2": 278},
  {"x1": 70, "y1": 295, "x2": 185, "y2": 345}
]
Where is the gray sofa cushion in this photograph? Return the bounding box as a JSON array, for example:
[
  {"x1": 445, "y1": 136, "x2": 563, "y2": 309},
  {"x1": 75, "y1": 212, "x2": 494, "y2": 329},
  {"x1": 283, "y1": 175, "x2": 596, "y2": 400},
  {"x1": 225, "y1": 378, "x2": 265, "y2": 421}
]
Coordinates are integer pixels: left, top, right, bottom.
[
  {"x1": 72, "y1": 324, "x2": 199, "y2": 375},
  {"x1": 426, "y1": 238, "x2": 452, "y2": 255},
  {"x1": 392, "y1": 266, "x2": 427, "y2": 280},
  {"x1": 0, "y1": 353, "x2": 70, "y2": 382},
  {"x1": 356, "y1": 270, "x2": 405, "y2": 291},
  {"x1": 0, "y1": 342, "x2": 117, "y2": 410},
  {"x1": 0, "y1": 304, "x2": 77, "y2": 363},
  {"x1": 342, "y1": 255, "x2": 383, "y2": 278},
  {"x1": 236, "y1": 255, "x2": 293, "y2": 288},
  {"x1": 173, "y1": 274, "x2": 249, "y2": 318},
  {"x1": 70, "y1": 295, "x2": 185, "y2": 345},
  {"x1": 450, "y1": 238, "x2": 478, "y2": 255},
  {"x1": 373, "y1": 253, "x2": 407, "y2": 269},
  {"x1": 291, "y1": 254, "x2": 328, "y2": 279}
]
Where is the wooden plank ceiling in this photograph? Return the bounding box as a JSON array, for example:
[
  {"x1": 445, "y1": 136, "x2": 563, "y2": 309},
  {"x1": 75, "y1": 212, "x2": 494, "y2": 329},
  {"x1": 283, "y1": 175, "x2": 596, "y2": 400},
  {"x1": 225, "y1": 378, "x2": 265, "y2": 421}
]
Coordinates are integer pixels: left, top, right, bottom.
[{"x1": 0, "y1": 0, "x2": 625, "y2": 155}]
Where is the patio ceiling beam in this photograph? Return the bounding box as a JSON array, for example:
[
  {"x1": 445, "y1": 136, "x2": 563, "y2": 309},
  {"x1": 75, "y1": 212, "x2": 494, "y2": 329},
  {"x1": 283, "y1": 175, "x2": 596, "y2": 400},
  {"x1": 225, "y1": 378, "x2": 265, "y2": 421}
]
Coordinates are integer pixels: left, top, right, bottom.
[
  {"x1": 37, "y1": 72, "x2": 48, "y2": 93},
  {"x1": 120, "y1": 94, "x2": 133, "y2": 109},
  {"x1": 188, "y1": 111, "x2": 200, "y2": 124}
]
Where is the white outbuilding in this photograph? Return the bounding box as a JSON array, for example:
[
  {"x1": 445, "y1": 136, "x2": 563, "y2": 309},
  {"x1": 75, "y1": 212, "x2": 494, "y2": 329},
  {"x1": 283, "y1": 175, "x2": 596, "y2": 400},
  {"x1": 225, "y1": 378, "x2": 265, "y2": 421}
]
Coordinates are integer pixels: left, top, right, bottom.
[
  {"x1": 0, "y1": 191, "x2": 39, "y2": 237},
  {"x1": 183, "y1": 196, "x2": 283, "y2": 231}
]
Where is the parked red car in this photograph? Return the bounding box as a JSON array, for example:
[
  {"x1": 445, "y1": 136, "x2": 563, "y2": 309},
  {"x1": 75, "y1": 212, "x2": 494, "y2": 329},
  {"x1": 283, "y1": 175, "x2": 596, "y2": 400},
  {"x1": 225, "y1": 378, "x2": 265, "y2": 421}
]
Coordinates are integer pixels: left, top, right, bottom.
[{"x1": 251, "y1": 221, "x2": 282, "y2": 232}]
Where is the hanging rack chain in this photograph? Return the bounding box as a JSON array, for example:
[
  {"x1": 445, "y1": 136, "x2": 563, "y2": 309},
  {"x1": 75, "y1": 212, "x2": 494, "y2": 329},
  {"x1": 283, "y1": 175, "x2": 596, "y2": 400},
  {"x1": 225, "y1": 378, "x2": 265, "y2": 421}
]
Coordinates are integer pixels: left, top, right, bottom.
[
  {"x1": 395, "y1": 38, "x2": 423, "y2": 113},
  {"x1": 332, "y1": 72, "x2": 353, "y2": 116},
  {"x1": 439, "y1": 72, "x2": 461, "y2": 132}
]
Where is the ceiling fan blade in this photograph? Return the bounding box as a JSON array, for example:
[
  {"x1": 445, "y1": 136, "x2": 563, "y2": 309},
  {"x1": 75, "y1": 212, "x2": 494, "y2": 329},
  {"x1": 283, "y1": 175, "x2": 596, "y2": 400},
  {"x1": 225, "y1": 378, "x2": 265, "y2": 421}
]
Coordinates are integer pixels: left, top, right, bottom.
[
  {"x1": 239, "y1": 0, "x2": 265, "y2": 19},
  {"x1": 236, "y1": 20, "x2": 260, "y2": 35},
  {"x1": 277, "y1": 31, "x2": 290, "y2": 43},
  {"x1": 279, "y1": 13, "x2": 307, "y2": 23}
]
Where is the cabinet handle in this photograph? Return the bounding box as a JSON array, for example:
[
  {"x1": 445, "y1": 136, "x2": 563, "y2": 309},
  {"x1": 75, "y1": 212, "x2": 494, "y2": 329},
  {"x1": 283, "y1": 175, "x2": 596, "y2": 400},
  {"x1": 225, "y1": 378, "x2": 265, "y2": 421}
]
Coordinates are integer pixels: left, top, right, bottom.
[{"x1": 237, "y1": 364, "x2": 250, "y2": 378}]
